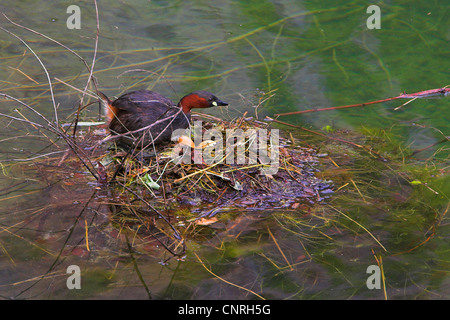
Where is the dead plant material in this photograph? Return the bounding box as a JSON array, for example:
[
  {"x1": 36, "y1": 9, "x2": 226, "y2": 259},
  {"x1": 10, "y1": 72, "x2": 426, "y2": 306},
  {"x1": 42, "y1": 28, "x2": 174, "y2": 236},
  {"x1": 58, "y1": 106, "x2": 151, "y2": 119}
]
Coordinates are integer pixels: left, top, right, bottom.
[{"x1": 98, "y1": 113, "x2": 334, "y2": 220}]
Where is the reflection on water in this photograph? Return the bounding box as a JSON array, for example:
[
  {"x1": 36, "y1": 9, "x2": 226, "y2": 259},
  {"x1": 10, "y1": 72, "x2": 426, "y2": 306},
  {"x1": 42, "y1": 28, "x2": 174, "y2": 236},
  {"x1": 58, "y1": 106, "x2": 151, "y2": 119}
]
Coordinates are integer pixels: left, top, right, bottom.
[
  {"x1": 0, "y1": 0, "x2": 448, "y2": 299},
  {"x1": 0, "y1": 128, "x2": 447, "y2": 299}
]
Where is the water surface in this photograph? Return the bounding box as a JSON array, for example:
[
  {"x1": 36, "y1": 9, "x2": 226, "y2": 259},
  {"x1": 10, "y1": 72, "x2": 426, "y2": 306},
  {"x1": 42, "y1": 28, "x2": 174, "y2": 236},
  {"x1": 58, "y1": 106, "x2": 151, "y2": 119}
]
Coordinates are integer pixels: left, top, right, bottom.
[{"x1": 0, "y1": 0, "x2": 448, "y2": 300}]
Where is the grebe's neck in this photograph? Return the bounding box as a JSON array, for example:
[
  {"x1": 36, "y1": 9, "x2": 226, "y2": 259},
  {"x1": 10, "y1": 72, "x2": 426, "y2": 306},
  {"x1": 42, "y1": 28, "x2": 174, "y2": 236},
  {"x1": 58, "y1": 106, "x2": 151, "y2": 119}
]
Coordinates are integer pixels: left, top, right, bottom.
[{"x1": 178, "y1": 93, "x2": 209, "y2": 113}]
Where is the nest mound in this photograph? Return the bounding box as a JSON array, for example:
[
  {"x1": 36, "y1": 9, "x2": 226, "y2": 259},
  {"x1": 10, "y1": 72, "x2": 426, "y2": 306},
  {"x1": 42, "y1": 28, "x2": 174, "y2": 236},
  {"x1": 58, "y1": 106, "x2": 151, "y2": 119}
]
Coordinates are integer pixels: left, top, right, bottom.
[{"x1": 100, "y1": 114, "x2": 334, "y2": 218}]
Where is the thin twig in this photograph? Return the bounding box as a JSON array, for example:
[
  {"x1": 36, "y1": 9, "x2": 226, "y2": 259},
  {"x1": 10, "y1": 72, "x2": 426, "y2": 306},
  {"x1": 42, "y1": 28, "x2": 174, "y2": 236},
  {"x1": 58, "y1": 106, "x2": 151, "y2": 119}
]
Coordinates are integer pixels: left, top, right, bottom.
[
  {"x1": 115, "y1": 181, "x2": 186, "y2": 256},
  {"x1": 0, "y1": 93, "x2": 99, "y2": 180},
  {"x1": 73, "y1": 0, "x2": 100, "y2": 137},
  {"x1": 266, "y1": 117, "x2": 387, "y2": 161},
  {"x1": 329, "y1": 205, "x2": 387, "y2": 252},
  {"x1": 0, "y1": 26, "x2": 59, "y2": 126},
  {"x1": 193, "y1": 251, "x2": 266, "y2": 300}
]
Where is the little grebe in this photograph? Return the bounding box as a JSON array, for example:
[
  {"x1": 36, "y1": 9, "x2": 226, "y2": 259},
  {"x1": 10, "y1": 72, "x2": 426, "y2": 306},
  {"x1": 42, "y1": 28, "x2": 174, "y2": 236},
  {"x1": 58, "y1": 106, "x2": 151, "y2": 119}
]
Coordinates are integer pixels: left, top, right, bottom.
[{"x1": 99, "y1": 90, "x2": 227, "y2": 146}]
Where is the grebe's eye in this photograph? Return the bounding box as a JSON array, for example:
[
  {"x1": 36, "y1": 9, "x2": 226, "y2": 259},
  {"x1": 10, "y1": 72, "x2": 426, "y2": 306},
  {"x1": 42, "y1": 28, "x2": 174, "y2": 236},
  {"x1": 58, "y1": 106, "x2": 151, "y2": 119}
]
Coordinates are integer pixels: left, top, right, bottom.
[{"x1": 212, "y1": 101, "x2": 218, "y2": 106}]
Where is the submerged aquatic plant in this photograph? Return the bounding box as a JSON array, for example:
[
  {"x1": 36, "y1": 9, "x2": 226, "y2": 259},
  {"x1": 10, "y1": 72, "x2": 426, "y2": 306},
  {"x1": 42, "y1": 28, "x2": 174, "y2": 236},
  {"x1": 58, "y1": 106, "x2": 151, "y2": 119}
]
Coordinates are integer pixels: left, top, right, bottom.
[{"x1": 0, "y1": 0, "x2": 448, "y2": 300}]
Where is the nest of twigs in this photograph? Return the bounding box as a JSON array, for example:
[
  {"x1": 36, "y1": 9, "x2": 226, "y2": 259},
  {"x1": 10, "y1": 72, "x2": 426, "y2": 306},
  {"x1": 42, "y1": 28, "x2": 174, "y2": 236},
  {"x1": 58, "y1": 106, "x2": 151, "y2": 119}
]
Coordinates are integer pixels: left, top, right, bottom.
[{"x1": 97, "y1": 113, "x2": 334, "y2": 221}]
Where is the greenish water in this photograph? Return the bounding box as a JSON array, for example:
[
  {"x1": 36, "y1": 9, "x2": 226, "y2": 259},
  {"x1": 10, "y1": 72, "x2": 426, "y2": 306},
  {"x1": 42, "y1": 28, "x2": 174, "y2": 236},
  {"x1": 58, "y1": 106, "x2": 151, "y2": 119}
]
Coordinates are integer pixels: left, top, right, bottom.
[{"x1": 0, "y1": 0, "x2": 448, "y2": 300}]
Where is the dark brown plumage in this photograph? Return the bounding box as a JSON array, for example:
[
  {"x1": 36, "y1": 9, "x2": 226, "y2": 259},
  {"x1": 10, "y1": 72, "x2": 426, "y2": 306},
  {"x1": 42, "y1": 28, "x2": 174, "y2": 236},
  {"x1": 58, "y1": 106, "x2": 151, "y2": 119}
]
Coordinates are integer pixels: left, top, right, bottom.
[{"x1": 99, "y1": 90, "x2": 227, "y2": 147}]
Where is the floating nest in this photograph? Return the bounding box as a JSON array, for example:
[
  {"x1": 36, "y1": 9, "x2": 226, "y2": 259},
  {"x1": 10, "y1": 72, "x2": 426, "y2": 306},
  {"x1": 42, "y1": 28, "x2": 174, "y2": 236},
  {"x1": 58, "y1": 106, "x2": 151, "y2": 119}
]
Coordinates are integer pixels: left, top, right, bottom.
[
  {"x1": 95, "y1": 113, "x2": 334, "y2": 220},
  {"x1": 2, "y1": 112, "x2": 334, "y2": 259}
]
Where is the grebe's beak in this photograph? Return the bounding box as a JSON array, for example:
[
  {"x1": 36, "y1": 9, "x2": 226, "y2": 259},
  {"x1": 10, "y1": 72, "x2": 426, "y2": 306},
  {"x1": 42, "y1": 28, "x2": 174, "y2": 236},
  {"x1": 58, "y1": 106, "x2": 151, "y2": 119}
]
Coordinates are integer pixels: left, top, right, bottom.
[{"x1": 212, "y1": 99, "x2": 228, "y2": 107}]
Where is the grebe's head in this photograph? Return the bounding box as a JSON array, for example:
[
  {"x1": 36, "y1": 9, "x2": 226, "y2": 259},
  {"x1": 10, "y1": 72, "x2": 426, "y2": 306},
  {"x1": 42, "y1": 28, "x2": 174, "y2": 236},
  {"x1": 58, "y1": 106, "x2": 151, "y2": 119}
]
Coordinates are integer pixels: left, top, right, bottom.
[{"x1": 178, "y1": 91, "x2": 228, "y2": 113}]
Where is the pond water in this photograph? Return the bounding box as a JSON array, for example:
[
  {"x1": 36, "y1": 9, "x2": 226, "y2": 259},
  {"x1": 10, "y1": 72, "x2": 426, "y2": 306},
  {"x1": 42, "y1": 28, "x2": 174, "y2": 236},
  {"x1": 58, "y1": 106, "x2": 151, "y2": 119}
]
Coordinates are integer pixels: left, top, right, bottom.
[{"x1": 0, "y1": 0, "x2": 448, "y2": 300}]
